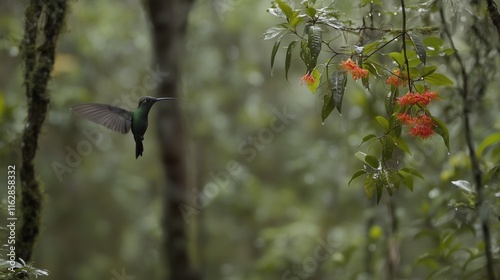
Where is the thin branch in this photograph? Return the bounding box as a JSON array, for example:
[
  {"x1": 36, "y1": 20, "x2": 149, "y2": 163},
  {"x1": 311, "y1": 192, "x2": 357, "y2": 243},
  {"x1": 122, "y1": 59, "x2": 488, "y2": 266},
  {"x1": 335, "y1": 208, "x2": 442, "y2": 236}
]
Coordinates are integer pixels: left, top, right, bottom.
[
  {"x1": 400, "y1": 0, "x2": 412, "y2": 93},
  {"x1": 486, "y1": 0, "x2": 500, "y2": 39},
  {"x1": 439, "y1": 6, "x2": 496, "y2": 280}
]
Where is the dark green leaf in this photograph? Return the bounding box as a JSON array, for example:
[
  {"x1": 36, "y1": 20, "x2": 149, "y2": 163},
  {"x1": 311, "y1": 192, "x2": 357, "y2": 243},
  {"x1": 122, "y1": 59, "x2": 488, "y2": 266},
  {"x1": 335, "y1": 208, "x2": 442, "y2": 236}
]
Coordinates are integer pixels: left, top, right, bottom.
[
  {"x1": 321, "y1": 90, "x2": 335, "y2": 122},
  {"x1": 383, "y1": 137, "x2": 395, "y2": 162},
  {"x1": 483, "y1": 166, "x2": 500, "y2": 183},
  {"x1": 349, "y1": 169, "x2": 367, "y2": 185},
  {"x1": 271, "y1": 39, "x2": 281, "y2": 74},
  {"x1": 307, "y1": 25, "x2": 322, "y2": 69},
  {"x1": 329, "y1": 71, "x2": 347, "y2": 113},
  {"x1": 375, "y1": 174, "x2": 383, "y2": 204},
  {"x1": 385, "y1": 87, "x2": 398, "y2": 115},
  {"x1": 409, "y1": 33, "x2": 426, "y2": 64},
  {"x1": 432, "y1": 116, "x2": 450, "y2": 151},
  {"x1": 285, "y1": 40, "x2": 298, "y2": 81},
  {"x1": 355, "y1": 151, "x2": 379, "y2": 169}
]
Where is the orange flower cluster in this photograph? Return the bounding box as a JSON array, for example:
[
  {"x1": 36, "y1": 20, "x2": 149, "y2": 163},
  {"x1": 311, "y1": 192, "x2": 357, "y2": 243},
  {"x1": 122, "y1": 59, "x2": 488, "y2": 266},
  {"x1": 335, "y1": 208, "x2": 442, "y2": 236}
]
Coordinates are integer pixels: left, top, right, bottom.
[
  {"x1": 386, "y1": 69, "x2": 407, "y2": 87},
  {"x1": 396, "y1": 90, "x2": 438, "y2": 106},
  {"x1": 397, "y1": 113, "x2": 435, "y2": 138},
  {"x1": 301, "y1": 71, "x2": 315, "y2": 86},
  {"x1": 340, "y1": 58, "x2": 368, "y2": 80}
]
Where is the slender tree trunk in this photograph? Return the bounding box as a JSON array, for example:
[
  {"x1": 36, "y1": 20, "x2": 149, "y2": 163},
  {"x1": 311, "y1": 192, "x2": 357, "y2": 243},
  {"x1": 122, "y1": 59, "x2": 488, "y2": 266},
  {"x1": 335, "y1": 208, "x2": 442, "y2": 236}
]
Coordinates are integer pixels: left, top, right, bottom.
[
  {"x1": 16, "y1": 0, "x2": 67, "y2": 262},
  {"x1": 145, "y1": 1, "x2": 199, "y2": 279}
]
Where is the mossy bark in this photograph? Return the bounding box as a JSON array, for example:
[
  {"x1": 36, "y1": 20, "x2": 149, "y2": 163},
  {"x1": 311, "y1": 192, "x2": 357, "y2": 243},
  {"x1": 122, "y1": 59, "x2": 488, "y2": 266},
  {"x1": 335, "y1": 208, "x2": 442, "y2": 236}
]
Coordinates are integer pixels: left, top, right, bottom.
[{"x1": 16, "y1": 0, "x2": 67, "y2": 262}]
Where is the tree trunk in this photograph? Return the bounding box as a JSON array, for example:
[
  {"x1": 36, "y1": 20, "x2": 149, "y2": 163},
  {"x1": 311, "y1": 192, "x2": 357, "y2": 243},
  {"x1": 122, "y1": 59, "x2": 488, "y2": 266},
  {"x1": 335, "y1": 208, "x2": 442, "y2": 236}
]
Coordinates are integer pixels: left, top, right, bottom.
[
  {"x1": 145, "y1": 0, "x2": 199, "y2": 279},
  {"x1": 17, "y1": 0, "x2": 67, "y2": 262}
]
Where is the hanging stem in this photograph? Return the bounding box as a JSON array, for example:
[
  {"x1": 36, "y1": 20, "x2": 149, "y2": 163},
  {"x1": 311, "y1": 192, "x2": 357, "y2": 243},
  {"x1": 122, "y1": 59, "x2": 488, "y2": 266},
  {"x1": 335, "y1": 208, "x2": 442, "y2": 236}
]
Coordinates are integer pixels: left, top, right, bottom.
[{"x1": 400, "y1": 0, "x2": 411, "y2": 93}]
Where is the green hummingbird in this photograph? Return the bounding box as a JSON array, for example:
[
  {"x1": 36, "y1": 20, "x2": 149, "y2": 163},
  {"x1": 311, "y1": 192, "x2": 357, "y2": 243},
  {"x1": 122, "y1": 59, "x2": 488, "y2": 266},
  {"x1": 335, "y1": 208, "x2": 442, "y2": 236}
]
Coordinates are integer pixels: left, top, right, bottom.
[{"x1": 71, "y1": 96, "x2": 177, "y2": 158}]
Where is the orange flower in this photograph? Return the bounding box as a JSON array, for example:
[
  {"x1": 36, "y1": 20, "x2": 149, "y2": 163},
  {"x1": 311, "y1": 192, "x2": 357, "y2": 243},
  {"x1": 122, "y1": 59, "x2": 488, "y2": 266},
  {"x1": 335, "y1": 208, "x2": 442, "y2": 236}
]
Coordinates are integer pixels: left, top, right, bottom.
[
  {"x1": 397, "y1": 90, "x2": 439, "y2": 107},
  {"x1": 398, "y1": 113, "x2": 436, "y2": 139},
  {"x1": 340, "y1": 58, "x2": 368, "y2": 80},
  {"x1": 397, "y1": 112, "x2": 415, "y2": 125},
  {"x1": 409, "y1": 114, "x2": 435, "y2": 138},
  {"x1": 386, "y1": 69, "x2": 407, "y2": 87},
  {"x1": 301, "y1": 71, "x2": 315, "y2": 86}
]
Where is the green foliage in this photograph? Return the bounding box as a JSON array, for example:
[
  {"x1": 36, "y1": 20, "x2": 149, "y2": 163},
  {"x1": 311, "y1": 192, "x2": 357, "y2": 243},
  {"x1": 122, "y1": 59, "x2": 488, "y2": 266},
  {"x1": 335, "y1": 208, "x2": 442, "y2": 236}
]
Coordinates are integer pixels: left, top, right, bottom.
[{"x1": 0, "y1": 257, "x2": 49, "y2": 279}]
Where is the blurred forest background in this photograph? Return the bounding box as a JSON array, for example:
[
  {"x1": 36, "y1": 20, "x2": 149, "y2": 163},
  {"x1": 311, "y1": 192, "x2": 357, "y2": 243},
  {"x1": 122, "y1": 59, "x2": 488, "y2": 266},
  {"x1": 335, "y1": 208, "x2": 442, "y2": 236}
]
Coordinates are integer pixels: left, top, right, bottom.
[{"x1": 1, "y1": 0, "x2": 500, "y2": 279}]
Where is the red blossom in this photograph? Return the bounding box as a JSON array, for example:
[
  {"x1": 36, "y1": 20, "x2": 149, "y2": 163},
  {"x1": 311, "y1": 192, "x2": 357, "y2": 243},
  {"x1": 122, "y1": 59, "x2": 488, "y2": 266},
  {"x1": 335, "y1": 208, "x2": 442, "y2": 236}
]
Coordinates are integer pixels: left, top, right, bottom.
[
  {"x1": 399, "y1": 113, "x2": 436, "y2": 139},
  {"x1": 397, "y1": 90, "x2": 439, "y2": 107},
  {"x1": 301, "y1": 71, "x2": 315, "y2": 86},
  {"x1": 340, "y1": 58, "x2": 368, "y2": 80},
  {"x1": 397, "y1": 113, "x2": 415, "y2": 125},
  {"x1": 385, "y1": 69, "x2": 407, "y2": 87}
]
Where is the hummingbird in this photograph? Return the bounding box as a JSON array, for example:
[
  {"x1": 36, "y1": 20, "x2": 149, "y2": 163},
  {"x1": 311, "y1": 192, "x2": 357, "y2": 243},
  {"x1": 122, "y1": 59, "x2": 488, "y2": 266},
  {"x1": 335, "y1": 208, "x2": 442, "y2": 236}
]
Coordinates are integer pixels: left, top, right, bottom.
[{"x1": 71, "y1": 96, "x2": 177, "y2": 158}]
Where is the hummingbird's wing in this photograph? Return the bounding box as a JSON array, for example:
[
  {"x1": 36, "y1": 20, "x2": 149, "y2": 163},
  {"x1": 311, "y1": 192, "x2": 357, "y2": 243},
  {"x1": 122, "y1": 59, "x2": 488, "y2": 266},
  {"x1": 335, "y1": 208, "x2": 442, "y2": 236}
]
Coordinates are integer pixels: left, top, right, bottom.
[{"x1": 71, "y1": 103, "x2": 134, "y2": 134}]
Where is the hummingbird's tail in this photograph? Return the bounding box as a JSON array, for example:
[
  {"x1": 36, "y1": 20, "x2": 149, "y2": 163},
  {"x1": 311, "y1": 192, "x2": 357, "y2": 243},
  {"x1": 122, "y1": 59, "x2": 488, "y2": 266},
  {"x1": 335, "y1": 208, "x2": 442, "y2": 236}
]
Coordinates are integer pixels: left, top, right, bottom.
[{"x1": 134, "y1": 135, "x2": 144, "y2": 159}]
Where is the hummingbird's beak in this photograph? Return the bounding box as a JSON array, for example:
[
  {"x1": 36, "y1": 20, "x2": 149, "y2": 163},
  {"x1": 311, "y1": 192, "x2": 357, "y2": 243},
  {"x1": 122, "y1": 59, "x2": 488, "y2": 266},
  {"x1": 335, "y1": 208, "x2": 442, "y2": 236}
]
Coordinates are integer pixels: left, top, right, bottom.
[{"x1": 155, "y1": 97, "x2": 177, "y2": 102}]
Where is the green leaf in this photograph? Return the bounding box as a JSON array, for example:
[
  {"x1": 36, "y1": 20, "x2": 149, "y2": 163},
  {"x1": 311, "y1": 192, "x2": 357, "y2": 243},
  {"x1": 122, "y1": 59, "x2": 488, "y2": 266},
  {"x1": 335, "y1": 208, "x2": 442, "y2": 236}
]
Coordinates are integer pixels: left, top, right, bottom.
[
  {"x1": 285, "y1": 40, "x2": 298, "y2": 81},
  {"x1": 307, "y1": 68, "x2": 321, "y2": 93},
  {"x1": 483, "y1": 165, "x2": 500, "y2": 183},
  {"x1": 307, "y1": 25, "x2": 322, "y2": 69},
  {"x1": 420, "y1": 65, "x2": 437, "y2": 77},
  {"x1": 389, "y1": 52, "x2": 405, "y2": 67},
  {"x1": 477, "y1": 132, "x2": 500, "y2": 158},
  {"x1": 329, "y1": 71, "x2": 347, "y2": 114},
  {"x1": 375, "y1": 174, "x2": 383, "y2": 204},
  {"x1": 360, "y1": 0, "x2": 383, "y2": 7},
  {"x1": 375, "y1": 116, "x2": 389, "y2": 130},
  {"x1": 425, "y1": 73, "x2": 454, "y2": 86},
  {"x1": 395, "y1": 137, "x2": 412, "y2": 155},
  {"x1": 277, "y1": 0, "x2": 294, "y2": 20},
  {"x1": 355, "y1": 151, "x2": 379, "y2": 169},
  {"x1": 408, "y1": 33, "x2": 426, "y2": 64},
  {"x1": 271, "y1": 39, "x2": 281, "y2": 74},
  {"x1": 364, "y1": 173, "x2": 376, "y2": 200},
  {"x1": 361, "y1": 133, "x2": 377, "y2": 145},
  {"x1": 363, "y1": 40, "x2": 384, "y2": 56},
  {"x1": 289, "y1": 11, "x2": 304, "y2": 28},
  {"x1": 321, "y1": 90, "x2": 335, "y2": 122},
  {"x1": 432, "y1": 116, "x2": 450, "y2": 151},
  {"x1": 382, "y1": 169, "x2": 400, "y2": 195},
  {"x1": 400, "y1": 167, "x2": 424, "y2": 180},
  {"x1": 305, "y1": 6, "x2": 316, "y2": 18},
  {"x1": 383, "y1": 137, "x2": 395, "y2": 162},
  {"x1": 262, "y1": 24, "x2": 287, "y2": 40},
  {"x1": 398, "y1": 171, "x2": 414, "y2": 191},
  {"x1": 349, "y1": 169, "x2": 367, "y2": 185},
  {"x1": 300, "y1": 40, "x2": 312, "y2": 71},
  {"x1": 385, "y1": 88, "x2": 398, "y2": 115}
]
